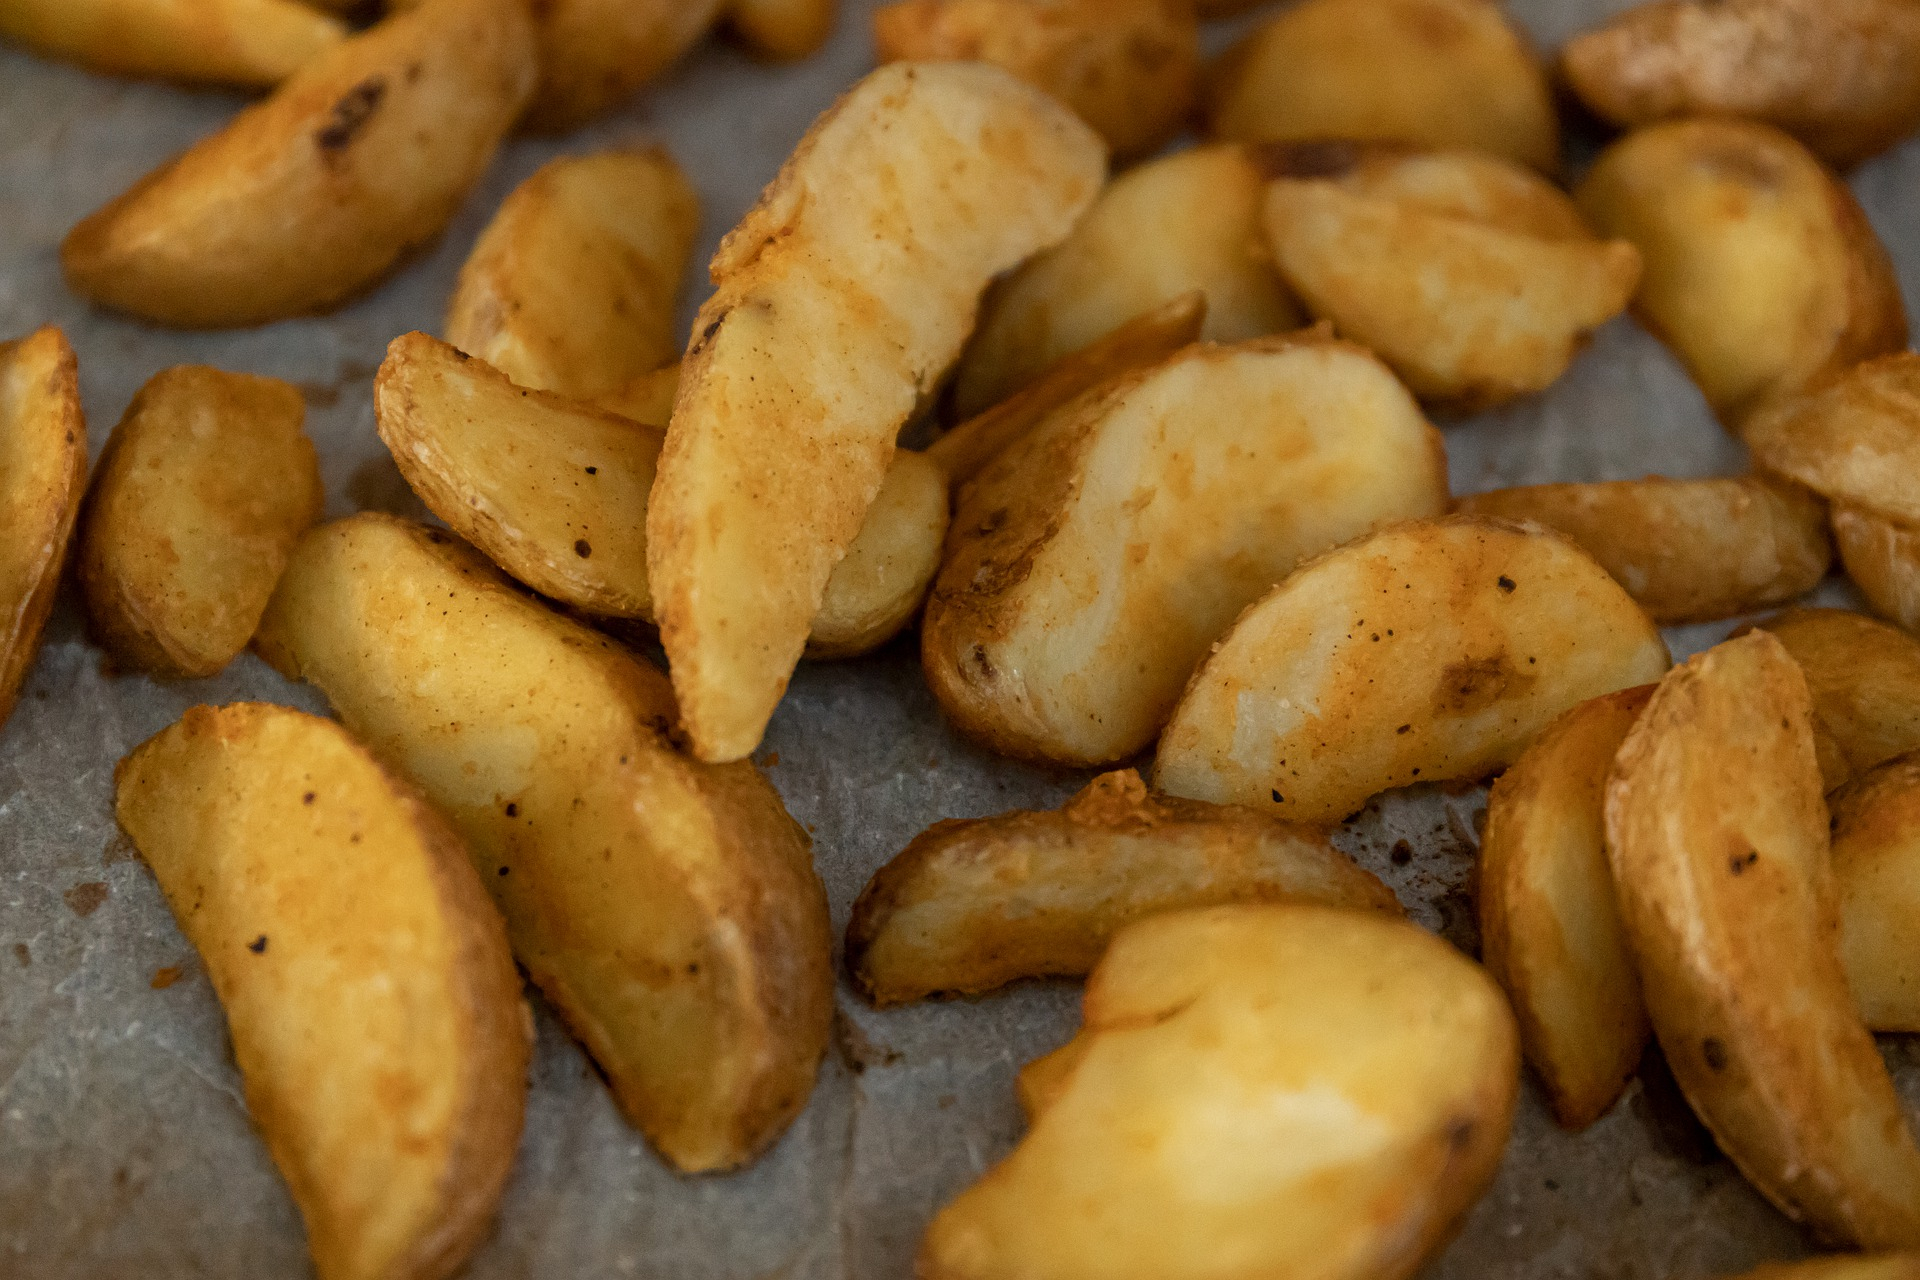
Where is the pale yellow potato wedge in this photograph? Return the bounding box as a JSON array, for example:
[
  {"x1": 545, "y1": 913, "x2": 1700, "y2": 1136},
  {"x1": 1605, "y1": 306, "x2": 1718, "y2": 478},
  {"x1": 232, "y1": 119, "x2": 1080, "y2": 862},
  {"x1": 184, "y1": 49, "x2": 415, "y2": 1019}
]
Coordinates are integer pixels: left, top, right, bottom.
[
  {"x1": 116, "y1": 702, "x2": 528, "y2": 1280},
  {"x1": 596, "y1": 362, "x2": 681, "y2": 427},
  {"x1": 0, "y1": 0, "x2": 343, "y2": 86},
  {"x1": 1747, "y1": 354, "x2": 1920, "y2": 525},
  {"x1": 1745, "y1": 608, "x2": 1920, "y2": 777},
  {"x1": 61, "y1": 0, "x2": 536, "y2": 329},
  {"x1": 1577, "y1": 118, "x2": 1906, "y2": 428},
  {"x1": 1205, "y1": 0, "x2": 1558, "y2": 173},
  {"x1": 952, "y1": 144, "x2": 1301, "y2": 420},
  {"x1": 519, "y1": 0, "x2": 727, "y2": 132},
  {"x1": 1832, "y1": 756, "x2": 1920, "y2": 1033},
  {"x1": 1727, "y1": 1258, "x2": 1920, "y2": 1280},
  {"x1": 1561, "y1": 0, "x2": 1920, "y2": 171},
  {"x1": 445, "y1": 148, "x2": 700, "y2": 401},
  {"x1": 1156, "y1": 517, "x2": 1670, "y2": 822},
  {"x1": 648, "y1": 62, "x2": 1104, "y2": 762},
  {"x1": 1834, "y1": 504, "x2": 1920, "y2": 634},
  {"x1": 1456, "y1": 474, "x2": 1832, "y2": 624},
  {"x1": 254, "y1": 515, "x2": 833, "y2": 1173},
  {"x1": 846, "y1": 769, "x2": 1401, "y2": 1006},
  {"x1": 806, "y1": 449, "x2": 947, "y2": 659},
  {"x1": 79, "y1": 366, "x2": 322, "y2": 679},
  {"x1": 927, "y1": 333, "x2": 1449, "y2": 766},
  {"x1": 919, "y1": 904, "x2": 1519, "y2": 1280},
  {"x1": 726, "y1": 0, "x2": 836, "y2": 61}
]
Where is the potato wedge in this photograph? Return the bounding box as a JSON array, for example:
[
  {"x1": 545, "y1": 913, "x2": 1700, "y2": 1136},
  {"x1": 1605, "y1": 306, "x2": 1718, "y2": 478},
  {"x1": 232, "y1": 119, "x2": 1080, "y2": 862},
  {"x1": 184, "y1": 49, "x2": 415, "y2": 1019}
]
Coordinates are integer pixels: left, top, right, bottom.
[
  {"x1": 445, "y1": 148, "x2": 700, "y2": 401},
  {"x1": 1560, "y1": 0, "x2": 1920, "y2": 171},
  {"x1": 61, "y1": 0, "x2": 537, "y2": 329},
  {"x1": 1205, "y1": 0, "x2": 1558, "y2": 173},
  {"x1": 1831, "y1": 756, "x2": 1920, "y2": 1033},
  {"x1": 1263, "y1": 144, "x2": 1641, "y2": 412},
  {"x1": 1727, "y1": 1259, "x2": 1920, "y2": 1280},
  {"x1": 78, "y1": 366, "x2": 321, "y2": 679},
  {"x1": 806, "y1": 449, "x2": 947, "y2": 659},
  {"x1": 1834, "y1": 504, "x2": 1920, "y2": 635},
  {"x1": 254, "y1": 515, "x2": 832, "y2": 1173},
  {"x1": 726, "y1": 0, "x2": 835, "y2": 61},
  {"x1": 1156, "y1": 517, "x2": 1670, "y2": 822},
  {"x1": 1746, "y1": 354, "x2": 1920, "y2": 525},
  {"x1": 648, "y1": 62, "x2": 1104, "y2": 763},
  {"x1": 951, "y1": 144, "x2": 1301, "y2": 420},
  {"x1": 919, "y1": 903, "x2": 1519, "y2": 1280},
  {"x1": 519, "y1": 0, "x2": 728, "y2": 132},
  {"x1": 1456, "y1": 474, "x2": 1832, "y2": 624},
  {"x1": 0, "y1": 327, "x2": 86, "y2": 728},
  {"x1": 596, "y1": 362, "x2": 681, "y2": 427},
  {"x1": 872, "y1": 0, "x2": 1198, "y2": 161},
  {"x1": 926, "y1": 333, "x2": 1449, "y2": 766},
  {"x1": 1745, "y1": 608, "x2": 1920, "y2": 777},
  {"x1": 0, "y1": 0, "x2": 344, "y2": 86},
  {"x1": 115, "y1": 702, "x2": 528, "y2": 1280},
  {"x1": 847, "y1": 768, "x2": 1400, "y2": 1006},
  {"x1": 1576, "y1": 119, "x2": 1906, "y2": 428}
]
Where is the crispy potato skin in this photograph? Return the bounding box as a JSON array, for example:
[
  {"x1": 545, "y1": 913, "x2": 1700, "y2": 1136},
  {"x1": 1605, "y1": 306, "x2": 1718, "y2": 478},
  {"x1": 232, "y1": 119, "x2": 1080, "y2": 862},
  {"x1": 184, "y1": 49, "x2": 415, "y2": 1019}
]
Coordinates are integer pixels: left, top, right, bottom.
[
  {"x1": 919, "y1": 904, "x2": 1519, "y2": 1280},
  {"x1": 1832, "y1": 756, "x2": 1920, "y2": 1033},
  {"x1": 1560, "y1": 0, "x2": 1920, "y2": 170},
  {"x1": 1729, "y1": 1258, "x2": 1920, "y2": 1280},
  {"x1": 519, "y1": 0, "x2": 728, "y2": 132},
  {"x1": 61, "y1": 0, "x2": 537, "y2": 328},
  {"x1": 846, "y1": 768, "x2": 1400, "y2": 1005},
  {"x1": 1605, "y1": 632, "x2": 1920, "y2": 1247},
  {"x1": 115, "y1": 703, "x2": 529, "y2": 1280},
  {"x1": 726, "y1": 0, "x2": 836, "y2": 60},
  {"x1": 1835, "y1": 504, "x2": 1920, "y2": 635},
  {"x1": 79, "y1": 365, "x2": 322, "y2": 679},
  {"x1": 1456, "y1": 474, "x2": 1832, "y2": 624},
  {"x1": 0, "y1": 328, "x2": 86, "y2": 727},
  {"x1": 805, "y1": 449, "x2": 948, "y2": 659},
  {"x1": 0, "y1": 0, "x2": 344, "y2": 86},
  {"x1": 1745, "y1": 608, "x2": 1920, "y2": 776},
  {"x1": 1747, "y1": 354, "x2": 1920, "y2": 525}
]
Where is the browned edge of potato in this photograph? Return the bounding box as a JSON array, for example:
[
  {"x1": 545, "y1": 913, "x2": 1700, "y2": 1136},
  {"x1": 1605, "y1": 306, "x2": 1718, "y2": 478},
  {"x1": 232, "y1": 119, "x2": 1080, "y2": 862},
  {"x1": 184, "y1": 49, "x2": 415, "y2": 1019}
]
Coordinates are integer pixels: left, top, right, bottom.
[
  {"x1": 1740, "y1": 607, "x2": 1920, "y2": 778},
  {"x1": 0, "y1": 0, "x2": 347, "y2": 87},
  {"x1": 1745, "y1": 353, "x2": 1920, "y2": 526},
  {"x1": 725, "y1": 0, "x2": 837, "y2": 61},
  {"x1": 1834, "y1": 503, "x2": 1920, "y2": 635}
]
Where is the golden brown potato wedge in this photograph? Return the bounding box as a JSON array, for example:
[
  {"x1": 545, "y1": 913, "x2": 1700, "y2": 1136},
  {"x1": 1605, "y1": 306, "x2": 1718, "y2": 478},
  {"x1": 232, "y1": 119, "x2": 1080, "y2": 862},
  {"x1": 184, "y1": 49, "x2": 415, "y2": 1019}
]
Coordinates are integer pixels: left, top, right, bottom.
[
  {"x1": 1156, "y1": 516, "x2": 1670, "y2": 822},
  {"x1": 445, "y1": 148, "x2": 700, "y2": 401},
  {"x1": 926, "y1": 333, "x2": 1449, "y2": 766},
  {"x1": 1606, "y1": 630, "x2": 1920, "y2": 1247},
  {"x1": 919, "y1": 904, "x2": 1519, "y2": 1280},
  {"x1": 1746, "y1": 354, "x2": 1920, "y2": 525},
  {"x1": 254, "y1": 515, "x2": 832, "y2": 1173},
  {"x1": 805, "y1": 449, "x2": 947, "y2": 659},
  {"x1": 116, "y1": 702, "x2": 529, "y2": 1280},
  {"x1": 0, "y1": 0, "x2": 344, "y2": 86},
  {"x1": 1262, "y1": 143, "x2": 1641, "y2": 412},
  {"x1": 79, "y1": 366, "x2": 321, "y2": 679},
  {"x1": 1726, "y1": 1259, "x2": 1920, "y2": 1280},
  {"x1": 648, "y1": 62, "x2": 1104, "y2": 763},
  {"x1": 1205, "y1": 0, "x2": 1558, "y2": 173},
  {"x1": 519, "y1": 0, "x2": 728, "y2": 132},
  {"x1": 846, "y1": 768, "x2": 1401, "y2": 1006},
  {"x1": 1834, "y1": 504, "x2": 1920, "y2": 635},
  {"x1": 61, "y1": 0, "x2": 537, "y2": 329},
  {"x1": 1456, "y1": 474, "x2": 1832, "y2": 624},
  {"x1": 595, "y1": 362, "x2": 681, "y2": 427},
  {"x1": 1744, "y1": 608, "x2": 1920, "y2": 777},
  {"x1": 1576, "y1": 118, "x2": 1906, "y2": 428},
  {"x1": 1831, "y1": 756, "x2": 1920, "y2": 1033},
  {"x1": 726, "y1": 0, "x2": 836, "y2": 61}
]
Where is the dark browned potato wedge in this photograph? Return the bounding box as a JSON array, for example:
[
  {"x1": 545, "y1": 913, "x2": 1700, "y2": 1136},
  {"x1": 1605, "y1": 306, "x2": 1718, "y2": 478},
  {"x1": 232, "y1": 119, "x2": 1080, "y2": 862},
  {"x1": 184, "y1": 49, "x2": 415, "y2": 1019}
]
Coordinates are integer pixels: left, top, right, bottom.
[
  {"x1": 0, "y1": 0, "x2": 344, "y2": 86},
  {"x1": 1833, "y1": 504, "x2": 1920, "y2": 634},
  {"x1": 1744, "y1": 608, "x2": 1920, "y2": 777},
  {"x1": 846, "y1": 768, "x2": 1401, "y2": 1006},
  {"x1": 1725, "y1": 1259, "x2": 1920, "y2": 1280},
  {"x1": 1746, "y1": 354, "x2": 1920, "y2": 525},
  {"x1": 726, "y1": 0, "x2": 836, "y2": 60},
  {"x1": 1831, "y1": 756, "x2": 1920, "y2": 1033}
]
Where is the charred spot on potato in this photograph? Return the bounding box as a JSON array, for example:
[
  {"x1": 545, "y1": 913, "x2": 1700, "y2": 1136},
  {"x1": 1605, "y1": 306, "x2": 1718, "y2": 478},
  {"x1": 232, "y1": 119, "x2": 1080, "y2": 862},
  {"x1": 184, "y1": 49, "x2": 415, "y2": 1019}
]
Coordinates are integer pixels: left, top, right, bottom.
[
  {"x1": 574, "y1": 539, "x2": 592, "y2": 559},
  {"x1": 1730, "y1": 849, "x2": 1759, "y2": 876},
  {"x1": 1702, "y1": 1036, "x2": 1729, "y2": 1071},
  {"x1": 1497, "y1": 575, "x2": 1516, "y2": 593},
  {"x1": 248, "y1": 934, "x2": 269, "y2": 954},
  {"x1": 316, "y1": 77, "x2": 388, "y2": 155},
  {"x1": 302, "y1": 791, "x2": 315, "y2": 804},
  {"x1": 1435, "y1": 655, "x2": 1518, "y2": 714}
]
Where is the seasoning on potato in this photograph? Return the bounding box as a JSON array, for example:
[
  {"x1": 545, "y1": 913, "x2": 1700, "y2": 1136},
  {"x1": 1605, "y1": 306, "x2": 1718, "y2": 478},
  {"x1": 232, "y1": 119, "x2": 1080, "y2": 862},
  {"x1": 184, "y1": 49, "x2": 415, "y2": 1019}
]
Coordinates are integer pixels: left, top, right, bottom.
[
  {"x1": 0, "y1": 0, "x2": 345, "y2": 87},
  {"x1": 1742, "y1": 608, "x2": 1920, "y2": 778},
  {"x1": 1833, "y1": 504, "x2": 1920, "y2": 635},
  {"x1": 1745, "y1": 353, "x2": 1920, "y2": 524},
  {"x1": 518, "y1": 0, "x2": 728, "y2": 132},
  {"x1": 726, "y1": 0, "x2": 837, "y2": 61}
]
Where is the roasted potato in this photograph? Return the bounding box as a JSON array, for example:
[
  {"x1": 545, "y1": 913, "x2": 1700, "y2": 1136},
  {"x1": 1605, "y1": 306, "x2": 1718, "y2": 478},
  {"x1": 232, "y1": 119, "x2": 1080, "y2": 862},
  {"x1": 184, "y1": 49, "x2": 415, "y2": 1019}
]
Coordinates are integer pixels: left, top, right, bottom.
[
  {"x1": 919, "y1": 904, "x2": 1519, "y2": 1280},
  {"x1": 0, "y1": 0, "x2": 344, "y2": 86},
  {"x1": 1831, "y1": 756, "x2": 1920, "y2": 1033},
  {"x1": 0, "y1": 327, "x2": 86, "y2": 728},
  {"x1": 1726, "y1": 1259, "x2": 1920, "y2": 1280},
  {"x1": 648, "y1": 62, "x2": 1104, "y2": 762},
  {"x1": 1205, "y1": 0, "x2": 1558, "y2": 173},
  {"x1": 806, "y1": 450, "x2": 948, "y2": 659},
  {"x1": 116, "y1": 702, "x2": 529, "y2": 1280},
  {"x1": 78, "y1": 366, "x2": 321, "y2": 679},
  {"x1": 1576, "y1": 118, "x2": 1906, "y2": 428},
  {"x1": 1262, "y1": 143, "x2": 1641, "y2": 412},
  {"x1": 445, "y1": 149, "x2": 700, "y2": 401},
  {"x1": 951, "y1": 144, "x2": 1301, "y2": 420},
  {"x1": 254, "y1": 515, "x2": 833, "y2": 1173},
  {"x1": 726, "y1": 0, "x2": 836, "y2": 61},
  {"x1": 1456, "y1": 474, "x2": 1832, "y2": 624},
  {"x1": 1561, "y1": 0, "x2": 1920, "y2": 171},
  {"x1": 1156, "y1": 516, "x2": 1670, "y2": 822},
  {"x1": 872, "y1": 0, "x2": 1199, "y2": 160},
  {"x1": 61, "y1": 0, "x2": 537, "y2": 329},
  {"x1": 1746, "y1": 354, "x2": 1920, "y2": 525},
  {"x1": 846, "y1": 769, "x2": 1401, "y2": 1005},
  {"x1": 518, "y1": 0, "x2": 728, "y2": 132},
  {"x1": 926, "y1": 333, "x2": 1449, "y2": 766},
  {"x1": 595, "y1": 361, "x2": 681, "y2": 427},
  {"x1": 1744, "y1": 608, "x2": 1920, "y2": 777},
  {"x1": 1833, "y1": 504, "x2": 1920, "y2": 635}
]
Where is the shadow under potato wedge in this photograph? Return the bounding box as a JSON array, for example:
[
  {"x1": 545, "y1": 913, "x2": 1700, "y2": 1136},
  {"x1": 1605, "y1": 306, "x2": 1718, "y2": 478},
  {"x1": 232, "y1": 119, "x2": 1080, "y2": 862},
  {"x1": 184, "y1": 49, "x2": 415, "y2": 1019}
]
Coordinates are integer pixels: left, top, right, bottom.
[{"x1": 0, "y1": 0, "x2": 345, "y2": 87}]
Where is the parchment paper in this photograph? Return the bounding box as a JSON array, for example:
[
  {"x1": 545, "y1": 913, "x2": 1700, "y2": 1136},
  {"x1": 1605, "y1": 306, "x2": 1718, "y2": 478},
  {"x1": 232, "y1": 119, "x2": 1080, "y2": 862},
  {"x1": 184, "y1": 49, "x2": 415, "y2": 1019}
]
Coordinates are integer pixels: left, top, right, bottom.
[{"x1": 3, "y1": 2, "x2": 1918, "y2": 1275}]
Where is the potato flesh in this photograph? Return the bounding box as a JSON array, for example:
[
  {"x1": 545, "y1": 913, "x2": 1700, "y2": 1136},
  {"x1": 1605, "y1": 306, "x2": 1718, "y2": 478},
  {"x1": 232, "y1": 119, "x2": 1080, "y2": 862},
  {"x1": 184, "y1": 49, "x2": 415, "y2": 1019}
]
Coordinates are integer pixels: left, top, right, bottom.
[
  {"x1": 596, "y1": 362, "x2": 681, "y2": 428},
  {"x1": 726, "y1": 0, "x2": 836, "y2": 60},
  {"x1": 520, "y1": 0, "x2": 728, "y2": 132},
  {"x1": 1831, "y1": 757, "x2": 1920, "y2": 1033},
  {"x1": 1156, "y1": 517, "x2": 1671, "y2": 822},
  {"x1": 1835, "y1": 504, "x2": 1920, "y2": 634},
  {"x1": 806, "y1": 449, "x2": 948, "y2": 659},
  {"x1": 1746, "y1": 354, "x2": 1920, "y2": 526},
  {"x1": 0, "y1": 0, "x2": 343, "y2": 85},
  {"x1": 919, "y1": 904, "x2": 1519, "y2": 1280},
  {"x1": 1749, "y1": 608, "x2": 1920, "y2": 775}
]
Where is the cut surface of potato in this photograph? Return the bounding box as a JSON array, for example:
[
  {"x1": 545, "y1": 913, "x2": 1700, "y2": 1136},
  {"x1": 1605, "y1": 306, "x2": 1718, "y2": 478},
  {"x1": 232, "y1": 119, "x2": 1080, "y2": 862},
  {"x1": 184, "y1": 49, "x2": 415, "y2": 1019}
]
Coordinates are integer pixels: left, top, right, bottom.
[
  {"x1": 647, "y1": 62, "x2": 1104, "y2": 763},
  {"x1": 445, "y1": 148, "x2": 700, "y2": 401},
  {"x1": 1746, "y1": 354, "x2": 1920, "y2": 526},
  {"x1": 726, "y1": 0, "x2": 836, "y2": 60},
  {"x1": 255, "y1": 515, "x2": 833, "y2": 1173},
  {"x1": 920, "y1": 904, "x2": 1519, "y2": 1280},
  {"x1": 1605, "y1": 631, "x2": 1920, "y2": 1247},
  {"x1": 1746, "y1": 608, "x2": 1920, "y2": 776},
  {"x1": 520, "y1": 0, "x2": 728, "y2": 132},
  {"x1": 79, "y1": 365, "x2": 322, "y2": 679},
  {"x1": 1834, "y1": 504, "x2": 1920, "y2": 635},
  {"x1": 0, "y1": 0, "x2": 344, "y2": 86},
  {"x1": 847, "y1": 768, "x2": 1400, "y2": 1006},
  {"x1": 1456, "y1": 474, "x2": 1831, "y2": 624},
  {"x1": 1156, "y1": 517, "x2": 1670, "y2": 822},
  {"x1": 116, "y1": 702, "x2": 528, "y2": 1280},
  {"x1": 806, "y1": 449, "x2": 948, "y2": 659},
  {"x1": 927, "y1": 333, "x2": 1449, "y2": 766},
  {"x1": 1832, "y1": 756, "x2": 1920, "y2": 1033},
  {"x1": 61, "y1": 0, "x2": 537, "y2": 328}
]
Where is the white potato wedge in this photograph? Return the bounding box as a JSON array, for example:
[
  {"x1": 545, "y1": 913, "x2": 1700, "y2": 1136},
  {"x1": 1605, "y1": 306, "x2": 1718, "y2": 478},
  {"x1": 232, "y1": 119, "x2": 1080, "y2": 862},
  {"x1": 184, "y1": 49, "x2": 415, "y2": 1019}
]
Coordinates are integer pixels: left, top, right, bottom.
[
  {"x1": 1727, "y1": 1258, "x2": 1920, "y2": 1280},
  {"x1": 805, "y1": 449, "x2": 948, "y2": 659},
  {"x1": 519, "y1": 0, "x2": 728, "y2": 132},
  {"x1": 726, "y1": 0, "x2": 836, "y2": 61},
  {"x1": 926, "y1": 333, "x2": 1449, "y2": 766},
  {"x1": 0, "y1": 0, "x2": 344, "y2": 86},
  {"x1": 596, "y1": 362, "x2": 681, "y2": 427},
  {"x1": 647, "y1": 62, "x2": 1104, "y2": 762},
  {"x1": 61, "y1": 0, "x2": 537, "y2": 329},
  {"x1": 846, "y1": 768, "x2": 1401, "y2": 1006},
  {"x1": 254, "y1": 515, "x2": 834, "y2": 1173},
  {"x1": 1746, "y1": 354, "x2": 1920, "y2": 525},
  {"x1": 1745, "y1": 608, "x2": 1920, "y2": 777},
  {"x1": 79, "y1": 366, "x2": 322, "y2": 679},
  {"x1": 919, "y1": 903, "x2": 1519, "y2": 1280},
  {"x1": 116, "y1": 702, "x2": 529, "y2": 1280},
  {"x1": 1834, "y1": 504, "x2": 1920, "y2": 635},
  {"x1": 1156, "y1": 516, "x2": 1670, "y2": 822},
  {"x1": 1831, "y1": 756, "x2": 1920, "y2": 1033}
]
